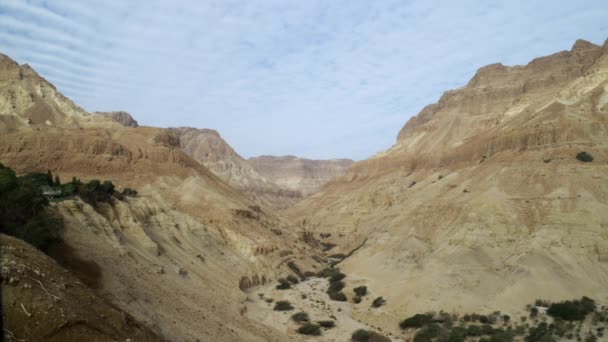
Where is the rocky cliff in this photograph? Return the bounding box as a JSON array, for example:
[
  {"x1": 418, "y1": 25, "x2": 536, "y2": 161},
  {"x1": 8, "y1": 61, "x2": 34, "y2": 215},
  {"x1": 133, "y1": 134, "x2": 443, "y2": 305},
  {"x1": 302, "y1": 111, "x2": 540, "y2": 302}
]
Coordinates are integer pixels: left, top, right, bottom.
[
  {"x1": 248, "y1": 155, "x2": 354, "y2": 197},
  {"x1": 94, "y1": 111, "x2": 139, "y2": 127},
  {"x1": 288, "y1": 38, "x2": 608, "y2": 332},
  {"x1": 170, "y1": 127, "x2": 303, "y2": 209}
]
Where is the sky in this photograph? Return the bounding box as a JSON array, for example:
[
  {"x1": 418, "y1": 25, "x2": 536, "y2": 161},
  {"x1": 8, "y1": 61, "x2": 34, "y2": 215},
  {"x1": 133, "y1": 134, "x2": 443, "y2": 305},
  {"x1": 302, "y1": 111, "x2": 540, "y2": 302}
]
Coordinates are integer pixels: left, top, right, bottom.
[{"x1": 1, "y1": 1, "x2": 607, "y2": 160}]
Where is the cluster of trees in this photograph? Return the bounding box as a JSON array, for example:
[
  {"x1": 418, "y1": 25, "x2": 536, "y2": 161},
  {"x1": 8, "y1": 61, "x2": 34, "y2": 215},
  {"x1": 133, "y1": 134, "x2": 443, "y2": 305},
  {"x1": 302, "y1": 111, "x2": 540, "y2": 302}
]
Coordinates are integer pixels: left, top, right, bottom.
[
  {"x1": 0, "y1": 165, "x2": 139, "y2": 252},
  {"x1": 0, "y1": 163, "x2": 62, "y2": 251}
]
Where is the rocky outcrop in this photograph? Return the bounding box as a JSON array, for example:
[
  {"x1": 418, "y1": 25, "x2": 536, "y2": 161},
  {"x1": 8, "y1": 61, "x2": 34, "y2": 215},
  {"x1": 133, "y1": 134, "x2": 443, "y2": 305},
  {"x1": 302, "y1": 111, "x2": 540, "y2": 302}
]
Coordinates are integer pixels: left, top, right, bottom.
[
  {"x1": 170, "y1": 127, "x2": 304, "y2": 209},
  {"x1": 94, "y1": 111, "x2": 139, "y2": 127},
  {"x1": 248, "y1": 155, "x2": 354, "y2": 197},
  {"x1": 289, "y1": 38, "x2": 608, "y2": 330}
]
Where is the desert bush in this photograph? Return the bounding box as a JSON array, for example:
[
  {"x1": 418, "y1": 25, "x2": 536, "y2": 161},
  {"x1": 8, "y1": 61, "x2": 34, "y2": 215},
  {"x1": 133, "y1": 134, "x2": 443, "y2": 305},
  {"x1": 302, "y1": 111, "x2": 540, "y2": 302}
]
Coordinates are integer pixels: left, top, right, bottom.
[
  {"x1": 297, "y1": 323, "x2": 321, "y2": 336},
  {"x1": 291, "y1": 311, "x2": 309, "y2": 323},
  {"x1": 413, "y1": 323, "x2": 440, "y2": 342},
  {"x1": 354, "y1": 285, "x2": 368, "y2": 297},
  {"x1": 276, "y1": 278, "x2": 291, "y2": 290},
  {"x1": 328, "y1": 290, "x2": 347, "y2": 301},
  {"x1": 547, "y1": 297, "x2": 596, "y2": 321},
  {"x1": 318, "y1": 320, "x2": 335, "y2": 328},
  {"x1": 525, "y1": 322, "x2": 555, "y2": 342},
  {"x1": 328, "y1": 280, "x2": 345, "y2": 292},
  {"x1": 273, "y1": 300, "x2": 294, "y2": 311},
  {"x1": 286, "y1": 274, "x2": 299, "y2": 284},
  {"x1": 576, "y1": 152, "x2": 594, "y2": 162},
  {"x1": 353, "y1": 296, "x2": 362, "y2": 304},
  {"x1": 351, "y1": 329, "x2": 391, "y2": 342},
  {"x1": 371, "y1": 296, "x2": 386, "y2": 308},
  {"x1": 400, "y1": 314, "x2": 433, "y2": 329}
]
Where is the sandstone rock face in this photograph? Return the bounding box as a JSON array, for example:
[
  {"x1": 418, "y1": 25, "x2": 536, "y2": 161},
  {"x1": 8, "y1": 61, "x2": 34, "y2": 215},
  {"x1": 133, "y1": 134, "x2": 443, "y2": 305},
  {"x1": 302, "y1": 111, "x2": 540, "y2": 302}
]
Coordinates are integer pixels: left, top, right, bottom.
[
  {"x1": 171, "y1": 127, "x2": 303, "y2": 209},
  {"x1": 248, "y1": 155, "x2": 354, "y2": 197},
  {"x1": 1, "y1": 234, "x2": 160, "y2": 341},
  {"x1": 289, "y1": 39, "x2": 608, "y2": 330},
  {"x1": 94, "y1": 111, "x2": 139, "y2": 127}
]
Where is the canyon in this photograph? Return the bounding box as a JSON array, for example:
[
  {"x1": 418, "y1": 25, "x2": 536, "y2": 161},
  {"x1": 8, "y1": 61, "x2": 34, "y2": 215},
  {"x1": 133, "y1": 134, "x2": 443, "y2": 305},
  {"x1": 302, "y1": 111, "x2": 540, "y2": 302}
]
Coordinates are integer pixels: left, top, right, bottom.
[{"x1": 2, "y1": 37, "x2": 608, "y2": 341}]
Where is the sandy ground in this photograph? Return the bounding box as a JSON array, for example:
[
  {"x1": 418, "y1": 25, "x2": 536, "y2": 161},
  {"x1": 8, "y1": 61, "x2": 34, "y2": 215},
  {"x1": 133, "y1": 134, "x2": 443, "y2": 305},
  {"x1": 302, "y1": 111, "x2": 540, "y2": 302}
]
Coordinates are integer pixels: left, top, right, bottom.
[{"x1": 245, "y1": 277, "x2": 404, "y2": 341}]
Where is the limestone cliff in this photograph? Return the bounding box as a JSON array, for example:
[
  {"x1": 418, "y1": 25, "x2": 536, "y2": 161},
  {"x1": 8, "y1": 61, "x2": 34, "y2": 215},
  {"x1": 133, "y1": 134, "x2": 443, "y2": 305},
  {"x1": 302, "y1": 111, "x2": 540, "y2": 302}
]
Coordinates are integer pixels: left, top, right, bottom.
[{"x1": 248, "y1": 155, "x2": 354, "y2": 197}]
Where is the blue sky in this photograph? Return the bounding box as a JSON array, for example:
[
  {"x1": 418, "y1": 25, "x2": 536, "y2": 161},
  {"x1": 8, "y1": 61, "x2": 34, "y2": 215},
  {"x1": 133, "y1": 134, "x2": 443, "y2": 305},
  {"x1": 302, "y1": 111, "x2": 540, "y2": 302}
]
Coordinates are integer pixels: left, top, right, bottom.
[{"x1": 1, "y1": 1, "x2": 607, "y2": 160}]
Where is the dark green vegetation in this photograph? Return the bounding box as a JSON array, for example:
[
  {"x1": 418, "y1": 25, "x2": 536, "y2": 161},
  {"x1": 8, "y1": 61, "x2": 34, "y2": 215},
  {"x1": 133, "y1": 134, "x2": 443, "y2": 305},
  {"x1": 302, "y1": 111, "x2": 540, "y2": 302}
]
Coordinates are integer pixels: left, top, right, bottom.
[
  {"x1": 276, "y1": 278, "x2": 291, "y2": 290},
  {"x1": 291, "y1": 311, "x2": 310, "y2": 323},
  {"x1": 400, "y1": 314, "x2": 433, "y2": 329},
  {"x1": 351, "y1": 329, "x2": 391, "y2": 342},
  {"x1": 396, "y1": 298, "x2": 607, "y2": 342},
  {"x1": 286, "y1": 275, "x2": 299, "y2": 284},
  {"x1": 0, "y1": 164, "x2": 62, "y2": 251},
  {"x1": 318, "y1": 267, "x2": 348, "y2": 302},
  {"x1": 296, "y1": 323, "x2": 321, "y2": 336},
  {"x1": 317, "y1": 320, "x2": 335, "y2": 328},
  {"x1": 371, "y1": 297, "x2": 386, "y2": 308},
  {"x1": 547, "y1": 297, "x2": 596, "y2": 321},
  {"x1": 273, "y1": 300, "x2": 294, "y2": 311},
  {"x1": 354, "y1": 285, "x2": 367, "y2": 297},
  {"x1": 576, "y1": 151, "x2": 594, "y2": 162}
]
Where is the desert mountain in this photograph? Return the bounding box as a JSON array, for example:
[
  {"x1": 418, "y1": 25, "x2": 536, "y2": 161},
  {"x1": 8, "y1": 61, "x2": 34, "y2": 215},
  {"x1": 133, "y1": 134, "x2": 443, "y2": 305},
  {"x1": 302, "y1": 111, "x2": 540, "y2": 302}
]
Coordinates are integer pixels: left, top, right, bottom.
[
  {"x1": 248, "y1": 155, "x2": 354, "y2": 197},
  {"x1": 0, "y1": 54, "x2": 117, "y2": 133},
  {"x1": 288, "y1": 38, "x2": 608, "y2": 333},
  {"x1": 0, "y1": 54, "x2": 321, "y2": 341},
  {"x1": 170, "y1": 127, "x2": 303, "y2": 209},
  {"x1": 93, "y1": 110, "x2": 139, "y2": 127}
]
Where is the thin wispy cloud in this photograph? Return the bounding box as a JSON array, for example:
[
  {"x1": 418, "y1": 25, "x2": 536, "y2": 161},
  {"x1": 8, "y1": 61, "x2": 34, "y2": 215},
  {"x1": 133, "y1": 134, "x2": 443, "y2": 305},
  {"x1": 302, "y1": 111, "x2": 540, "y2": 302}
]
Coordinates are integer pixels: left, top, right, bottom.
[{"x1": 1, "y1": 0, "x2": 607, "y2": 159}]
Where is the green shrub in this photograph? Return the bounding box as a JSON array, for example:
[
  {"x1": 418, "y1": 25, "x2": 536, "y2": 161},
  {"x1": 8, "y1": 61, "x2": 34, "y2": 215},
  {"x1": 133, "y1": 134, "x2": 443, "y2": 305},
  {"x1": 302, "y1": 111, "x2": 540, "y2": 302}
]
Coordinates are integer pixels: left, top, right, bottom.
[
  {"x1": 576, "y1": 152, "x2": 594, "y2": 162},
  {"x1": 328, "y1": 280, "x2": 345, "y2": 292},
  {"x1": 318, "y1": 320, "x2": 335, "y2": 328},
  {"x1": 351, "y1": 329, "x2": 391, "y2": 342},
  {"x1": 297, "y1": 323, "x2": 321, "y2": 336},
  {"x1": 276, "y1": 278, "x2": 291, "y2": 290},
  {"x1": 273, "y1": 300, "x2": 294, "y2": 311},
  {"x1": 328, "y1": 290, "x2": 347, "y2": 301},
  {"x1": 291, "y1": 311, "x2": 310, "y2": 323},
  {"x1": 354, "y1": 285, "x2": 367, "y2": 297},
  {"x1": 547, "y1": 297, "x2": 596, "y2": 321},
  {"x1": 330, "y1": 272, "x2": 346, "y2": 283},
  {"x1": 400, "y1": 314, "x2": 433, "y2": 329},
  {"x1": 353, "y1": 296, "x2": 362, "y2": 304},
  {"x1": 413, "y1": 323, "x2": 440, "y2": 342},
  {"x1": 286, "y1": 274, "x2": 299, "y2": 284},
  {"x1": 525, "y1": 322, "x2": 555, "y2": 342},
  {"x1": 371, "y1": 296, "x2": 386, "y2": 308}
]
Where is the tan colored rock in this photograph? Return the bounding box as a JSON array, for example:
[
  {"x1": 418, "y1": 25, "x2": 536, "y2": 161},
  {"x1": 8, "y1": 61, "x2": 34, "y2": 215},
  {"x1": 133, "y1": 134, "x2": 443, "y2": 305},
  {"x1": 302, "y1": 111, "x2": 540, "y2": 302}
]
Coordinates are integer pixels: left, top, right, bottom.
[
  {"x1": 289, "y1": 38, "x2": 608, "y2": 331},
  {"x1": 248, "y1": 155, "x2": 354, "y2": 197},
  {"x1": 94, "y1": 111, "x2": 139, "y2": 127},
  {"x1": 171, "y1": 127, "x2": 303, "y2": 209}
]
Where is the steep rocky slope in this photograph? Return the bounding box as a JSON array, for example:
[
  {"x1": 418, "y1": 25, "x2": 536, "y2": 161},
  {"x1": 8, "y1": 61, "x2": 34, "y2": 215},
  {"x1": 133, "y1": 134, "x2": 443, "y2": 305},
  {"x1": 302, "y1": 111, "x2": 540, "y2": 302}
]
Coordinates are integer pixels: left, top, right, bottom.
[
  {"x1": 1, "y1": 234, "x2": 159, "y2": 341},
  {"x1": 171, "y1": 127, "x2": 302, "y2": 209},
  {"x1": 248, "y1": 155, "x2": 354, "y2": 197},
  {"x1": 288, "y1": 39, "x2": 608, "y2": 331},
  {"x1": 0, "y1": 54, "x2": 321, "y2": 341},
  {"x1": 0, "y1": 54, "x2": 116, "y2": 133},
  {"x1": 93, "y1": 111, "x2": 139, "y2": 127}
]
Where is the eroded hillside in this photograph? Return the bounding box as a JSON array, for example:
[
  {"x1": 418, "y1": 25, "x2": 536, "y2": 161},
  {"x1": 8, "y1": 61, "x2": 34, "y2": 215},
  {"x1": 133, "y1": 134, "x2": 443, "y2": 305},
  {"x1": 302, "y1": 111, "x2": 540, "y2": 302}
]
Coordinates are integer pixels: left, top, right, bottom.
[
  {"x1": 0, "y1": 54, "x2": 322, "y2": 341},
  {"x1": 288, "y1": 39, "x2": 608, "y2": 332},
  {"x1": 248, "y1": 155, "x2": 354, "y2": 197}
]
